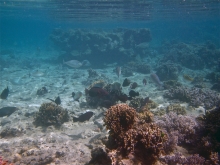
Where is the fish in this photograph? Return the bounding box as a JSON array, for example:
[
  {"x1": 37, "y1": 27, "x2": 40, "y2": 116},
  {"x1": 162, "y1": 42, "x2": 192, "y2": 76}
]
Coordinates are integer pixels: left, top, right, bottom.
[
  {"x1": 87, "y1": 87, "x2": 109, "y2": 98},
  {"x1": 73, "y1": 111, "x2": 94, "y2": 122},
  {"x1": 130, "y1": 82, "x2": 138, "y2": 89},
  {"x1": 63, "y1": 59, "x2": 82, "y2": 68},
  {"x1": 82, "y1": 60, "x2": 91, "y2": 67},
  {"x1": 129, "y1": 90, "x2": 139, "y2": 97},
  {"x1": 0, "y1": 86, "x2": 9, "y2": 99},
  {"x1": 143, "y1": 78, "x2": 147, "y2": 85},
  {"x1": 0, "y1": 106, "x2": 18, "y2": 117},
  {"x1": 150, "y1": 73, "x2": 163, "y2": 87},
  {"x1": 116, "y1": 93, "x2": 131, "y2": 102},
  {"x1": 116, "y1": 66, "x2": 121, "y2": 78},
  {"x1": 183, "y1": 74, "x2": 194, "y2": 81},
  {"x1": 122, "y1": 78, "x2": 131, "y2": 87},
  {"x1": 47, "y1": 96, "x2": 61, "y2": 105},
  {"x1": 73, "y1": 91, "x2": 82, "y2": 101}
]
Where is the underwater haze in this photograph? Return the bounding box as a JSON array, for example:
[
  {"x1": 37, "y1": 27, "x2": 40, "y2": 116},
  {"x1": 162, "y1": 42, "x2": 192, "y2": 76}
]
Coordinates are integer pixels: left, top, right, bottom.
[{"x1": 0, "y1": 0, "x2": 220, "y2": 164}]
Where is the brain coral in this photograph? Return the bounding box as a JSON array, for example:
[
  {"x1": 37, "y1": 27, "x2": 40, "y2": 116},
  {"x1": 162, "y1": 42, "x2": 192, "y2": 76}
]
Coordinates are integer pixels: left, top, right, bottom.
[
  {"x1": 104, "y1": 104, "x2": 137, "y2": 136},
  {"x1": 34, "y1": 102, "x2": 69, "y2": 127}
]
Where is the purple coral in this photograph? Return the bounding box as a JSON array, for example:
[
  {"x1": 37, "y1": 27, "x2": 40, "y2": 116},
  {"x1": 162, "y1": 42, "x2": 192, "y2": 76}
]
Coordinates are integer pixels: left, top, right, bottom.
[
  {"x1": 155, "y1": 112, "x2": 200, "y2": 145},
  {"x1": 160, "y1": 152, "x2": 206, "y2": 165},
  {"x1": 164, "y1": 86, "x2": 220, "y2": 109}
]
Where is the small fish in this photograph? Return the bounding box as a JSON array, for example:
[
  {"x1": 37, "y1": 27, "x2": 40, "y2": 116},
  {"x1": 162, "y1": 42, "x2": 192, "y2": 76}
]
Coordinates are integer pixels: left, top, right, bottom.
[
  {"x1": 88, "y1": 87, "x2": 109, "y2": 98},
  {"x1": 47, "y1": 96, "x2": 61, "y2": 105},
  {"x1": 129, "y1": 90, "x2": 139, "y2": 97},
  {"x1": 116, "y1": 66, "x2": 121, "y2": 78},
  {"x1": 73, "y1": 91, "x2": 82, "y2": 101},
  {"x1": 122, "y1": 78, "x2": 131, "y2": 87},
  {"x1": 183, "y1": 74, "x2": 194, "y2": 81},
  {"x1": 63, "y1": 59, "x2": 82, "y2": 68},
  {"x1": 143, "y1": 78, "x2": 147, "y2": 85},
  {"x1": 130, "y1": 82, "x2": 138, "y2": 89},
  {"x1": 150, "y1": 73, "x2": 163, "y2": 87},
  {"x1": 73, "y1": 111, "x2": 94, "y2": 122},
  {"x1": 0, "y1": 106, "x2": 18, "y2": 117},
  {"x1": 0, "y1": 86, "x2": 9, "y2": 99},
  {"x1": 116, "y1": 93, "x2": 131, "y2": 102}
]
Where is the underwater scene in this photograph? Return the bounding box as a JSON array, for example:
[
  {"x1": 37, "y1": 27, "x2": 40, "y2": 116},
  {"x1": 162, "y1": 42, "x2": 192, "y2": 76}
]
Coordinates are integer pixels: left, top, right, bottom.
[{"x1": 0, "y1": 0, "x2": 220, "y2": 164}]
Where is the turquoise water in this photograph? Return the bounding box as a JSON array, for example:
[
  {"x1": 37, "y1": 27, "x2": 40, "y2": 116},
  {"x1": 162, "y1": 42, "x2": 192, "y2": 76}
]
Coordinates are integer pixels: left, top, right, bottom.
[
  {"x1": 1, "y1": 1, "x2": 220, "y2": 164},
  {"x1": 1, "y1": 0, "x2": 220, "y2": 49}
]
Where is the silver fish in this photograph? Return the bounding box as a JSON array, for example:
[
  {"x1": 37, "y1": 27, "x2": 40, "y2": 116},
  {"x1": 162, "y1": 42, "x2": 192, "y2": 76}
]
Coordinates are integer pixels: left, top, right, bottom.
[
  {"x1": 63, "y1": 60, "x2": 82, "y2": 68},
  {"x1": 116, "y1": 66, "x2": 121, "y2": 78}
]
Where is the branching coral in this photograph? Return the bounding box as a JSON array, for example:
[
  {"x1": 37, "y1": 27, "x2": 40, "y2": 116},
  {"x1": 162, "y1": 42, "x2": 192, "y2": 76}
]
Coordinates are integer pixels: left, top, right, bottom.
[
  {"x1": 164, "y1": 86, "x2": 220, "y2": 109},
  {"x1": 166, "y1": 104, "x2": 186, "y2": 115},
  {"x1": 104, "y1": 104, "x2": 168, "y2": 164},
  {"x1": 122, "y1": 123, "x2": 167, "y2": 163},
  {"x1": 155, "y1": 112, "x2": 199, "y2": 145},
  {"x1": 104, "y1": 104, "x2": 137, "y2": 136},
  {"x1": 34, "y1": 102, "x2": 69, "y2": 127}
]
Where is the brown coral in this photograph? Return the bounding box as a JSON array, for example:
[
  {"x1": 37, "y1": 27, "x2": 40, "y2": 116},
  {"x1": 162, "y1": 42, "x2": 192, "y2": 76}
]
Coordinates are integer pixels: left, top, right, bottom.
[
  {"x1": 34, "y1": 102, "x2": 69, "y2": 127},
  {"x1": 166, "y1": 104, "x2": 186, "y2": 115},
  {"x1": 122, "y1": 123, "x2": 167, "y2": 163},
  {"x1": 138, "y1": 108, "x2": 154, "y2": 123},
  {"x1": 104, "y1": 104, "x2": 137, "y2": 136},
  {"x1": 103, "y1": 104, "x2": 168, "y2": 164}
]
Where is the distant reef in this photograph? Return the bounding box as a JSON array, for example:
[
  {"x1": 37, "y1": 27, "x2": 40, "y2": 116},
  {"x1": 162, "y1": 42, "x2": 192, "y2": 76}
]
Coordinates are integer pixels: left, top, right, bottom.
[
  {"x1": 50, "y1": 28, "x2": 152, "y2": 67},
  {"x1": 159, "y1": 41, "x2": 220, "y2": 70}
]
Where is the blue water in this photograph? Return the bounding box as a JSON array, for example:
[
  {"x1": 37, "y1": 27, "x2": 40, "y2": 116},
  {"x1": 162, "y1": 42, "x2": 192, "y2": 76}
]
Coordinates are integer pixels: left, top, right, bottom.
[{"x1": 0, "y1": 0, "x2": 220, "y2": 50}]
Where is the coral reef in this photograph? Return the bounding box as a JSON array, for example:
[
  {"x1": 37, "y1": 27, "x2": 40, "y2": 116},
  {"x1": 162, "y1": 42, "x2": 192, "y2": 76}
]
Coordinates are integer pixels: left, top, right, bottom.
[
  {"x1": 85, "y1": 81, "x2": 131, "y2": 108},
  {"x1": 50, "y1": 28, "x2": 152, "y2": 66},
  {"x1": 164, "y1": 86, "x2": 220, "y2": 109},
  {"x1": 166, "y1": 104, "x2": 186, "y2": 115},
  {"x1": 104, "y1": 104, "x2": 137, "y2": 136},
  {"x1": 34, "y1": 102, "x2": 69, "y2": 127},
  {"x1": 156, "y1": 62, "x2": 181, "y2": 81},
  {"x1": 206, "y1": 72, "x2": 220, "y2": 84},
  {"x1": 88, "y1": 147, "x2": 111, "y2": 165},
  {"x1": 163, "y1": 80, "x2": 182, "y2": 90},
  {"x1": 128, "y1": 97, "x2": 152, "y2": 111},
  {"x1": 0, "y1": 126, "x2": 24, "y2": 138},
  {"x1": 82, "y1": 69, "x2": 111, "y2": 86},
  {"x1": 202, "y1": 107, "x2": 220, "y2": 153},
  {"x1": 103, "y1": 104, "x2": 168, "y2": 164},
  {"x1": 155, "y1": 112, "x2": 200, "y2": 145},
  {"x1": 137, "y1": 108, "x2": 154, "y2": 123},
  {"x1": 159, "y1": 41, "x2": 220, "y2": 70},
  {"x1": 160, "y1": 152, "x2": 206, "y2": 165}
]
